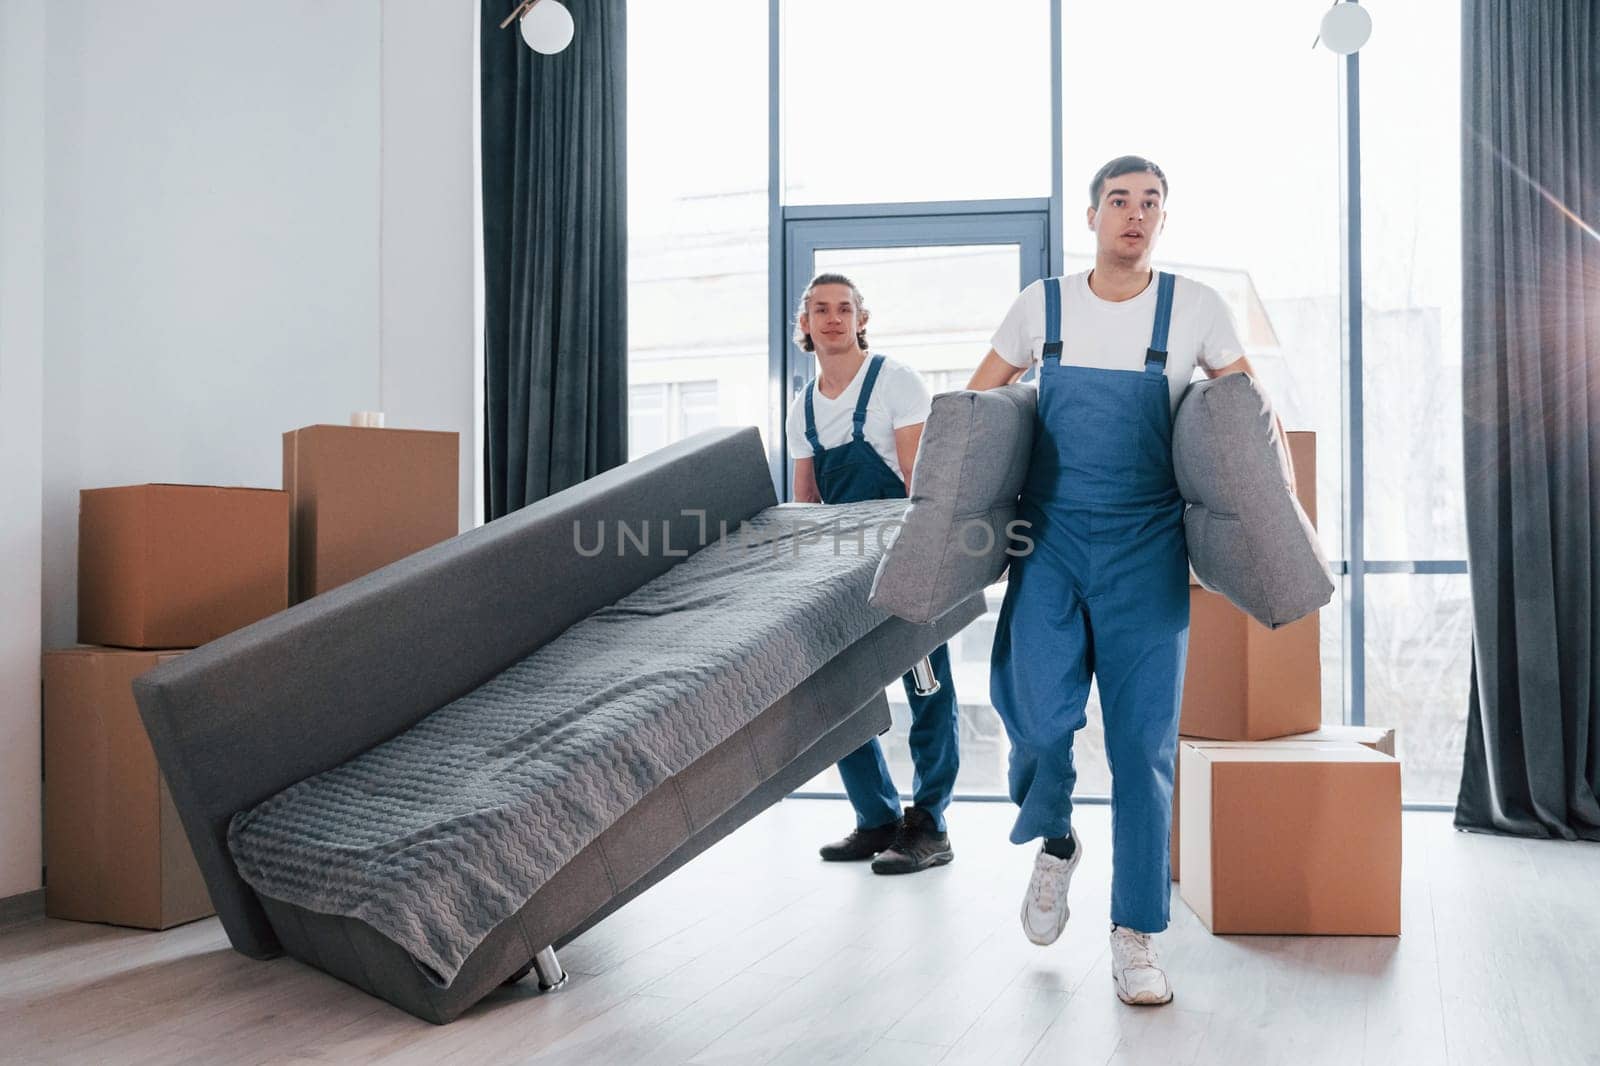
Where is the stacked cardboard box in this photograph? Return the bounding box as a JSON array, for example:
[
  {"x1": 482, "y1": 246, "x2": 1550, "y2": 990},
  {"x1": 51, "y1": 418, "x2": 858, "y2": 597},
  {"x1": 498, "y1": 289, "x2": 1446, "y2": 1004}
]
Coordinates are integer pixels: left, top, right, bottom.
[
  {"x1": 1165, "y1": 433, "x2": 1402, "y2": 934},
  {"x1": 49, "y1": 426, "x2": 461, "y2": 929},
  {"x1": 50, "y1": 483, "x2": 290, "y2": 928},
  {"x1": 78, "y1": 484, "x2": 290, "y2": 648},
  {"x1": 1177, "y1": 740, "x2": 1401, "y2": 935},
  {"x1": 282, "y1": 425, "x2": 459, "y2": 603},
  {"x1": 1178, "y1": 590, "x2": 1323, "y2": 742},
  {"x1": 1179, "y1": 430, "x2": 1323, "y2": 741},
  {"x1": 1171, "y1": 727, "x2": 1398, "y2": 884},
  {"x1": 43, "y1": 648, "x2": 212, "y2": 929}
]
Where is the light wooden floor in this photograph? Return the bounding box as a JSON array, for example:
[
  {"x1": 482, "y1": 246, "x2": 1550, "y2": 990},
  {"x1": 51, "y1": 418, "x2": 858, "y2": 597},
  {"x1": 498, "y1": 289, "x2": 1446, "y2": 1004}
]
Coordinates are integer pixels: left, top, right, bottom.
[{"x1": 3, "y1": 800, "x2": 1597, "y2": 1066}]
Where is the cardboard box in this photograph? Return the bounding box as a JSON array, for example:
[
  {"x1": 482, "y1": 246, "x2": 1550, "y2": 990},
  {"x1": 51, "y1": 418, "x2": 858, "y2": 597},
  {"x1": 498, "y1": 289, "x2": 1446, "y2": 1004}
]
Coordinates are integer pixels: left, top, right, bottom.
[
  {"x1": 1172, "y1": 725, "x2": 1399, "y2": 880},
  {"x1": 1181, "y1": 592, "x2": 1321, "y2": 740},
  {"x1": 1178, "y1": 741, "x2": 1400, "y2": 935},
  {"x1": 1181, "y1": 430, "x2": 1323, "y2": 741},
  {"x1": 43, "y1": 647, "x2": 213, "y2": 930},
  {"x1": 283, "y1": 425, "x2": 459, "y2": 602},
  {"x1": 78, "y1": 484, "x2": 289, "y2": 649}
]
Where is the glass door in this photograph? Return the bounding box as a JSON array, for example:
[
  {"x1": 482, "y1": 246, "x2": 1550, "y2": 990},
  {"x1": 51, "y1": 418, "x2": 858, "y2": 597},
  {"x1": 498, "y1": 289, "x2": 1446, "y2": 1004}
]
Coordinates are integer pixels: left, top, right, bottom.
[{"x1": 782, "y1": 210, "x2": 1066, "y2": 799}]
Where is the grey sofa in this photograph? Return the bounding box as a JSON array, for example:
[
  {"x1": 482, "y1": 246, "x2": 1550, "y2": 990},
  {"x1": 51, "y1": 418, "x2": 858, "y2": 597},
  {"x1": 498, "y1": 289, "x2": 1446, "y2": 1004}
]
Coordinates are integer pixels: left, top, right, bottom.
[{"x1": 132, "y1": 426, "x2": 981, "y2": 1024}]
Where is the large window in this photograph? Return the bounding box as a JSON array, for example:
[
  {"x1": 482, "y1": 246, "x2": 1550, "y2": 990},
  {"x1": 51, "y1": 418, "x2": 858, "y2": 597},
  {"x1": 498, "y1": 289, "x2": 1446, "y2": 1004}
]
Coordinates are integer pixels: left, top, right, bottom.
[
  {"x1": 1365, "y1": 575, "x2": 1472, "y2": 801},
  {"x1": 626, "y1": 1, "x2": 769, "y2": 459},
  {"x1": 627, "y1": 381, "x2": 723, "y2": 462},
  {"x1": 781, "y1": 1, "x2": 1052, "y2": 206},
  {"x1": 1358, "y1": 0, "x2": 1468, "y2": 800},
  {"x1": 625, "y1": 0, "x2": 1470, "y2": 807}
]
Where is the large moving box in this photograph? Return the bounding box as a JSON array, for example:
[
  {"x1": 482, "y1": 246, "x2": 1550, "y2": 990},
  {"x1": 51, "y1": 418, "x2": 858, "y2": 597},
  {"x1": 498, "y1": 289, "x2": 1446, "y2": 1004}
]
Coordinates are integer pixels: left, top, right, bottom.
[
  {"x1": 1172, "y1": 724, "x2": 1397, "y2": 879},
  {"x1": 283, "y1": 425, "x2": 459, "y2": 603},
  {"x1": 77, "y1": 484, "x2": 289, "y2": 649},
  {"x1": 43, "y1": 647, "x2": 213, "y2": 929},
  {"x1": 1177, "y1": 726, "x2": 1401, "y2": 877},
  {"x1": 1178, "y1": 741, "x2": 1401, "y2": 935},
  {"x1": 1179, "y1": 594, "x2": 1322, "y2": 740}
]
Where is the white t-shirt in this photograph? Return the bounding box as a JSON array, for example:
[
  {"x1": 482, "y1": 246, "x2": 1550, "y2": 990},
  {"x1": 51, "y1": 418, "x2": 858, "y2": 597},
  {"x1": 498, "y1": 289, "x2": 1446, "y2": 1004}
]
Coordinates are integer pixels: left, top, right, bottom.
[
  {"x1": 990, "y1": 271, "x2": 1244, "y2": 413},
  {"x1": 786, "y1": 354, "x2": 932, "y2": 478}
]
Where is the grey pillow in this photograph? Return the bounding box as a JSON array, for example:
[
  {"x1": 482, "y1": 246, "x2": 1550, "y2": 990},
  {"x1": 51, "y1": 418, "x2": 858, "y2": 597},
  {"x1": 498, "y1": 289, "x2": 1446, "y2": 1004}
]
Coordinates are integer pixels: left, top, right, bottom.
[
  {"x1": 868, "y1": 383, "x2": 1036, "y2": 624},
  {"x1": 1173, "y1": 373, "x2": 1334, "y2": 628}
]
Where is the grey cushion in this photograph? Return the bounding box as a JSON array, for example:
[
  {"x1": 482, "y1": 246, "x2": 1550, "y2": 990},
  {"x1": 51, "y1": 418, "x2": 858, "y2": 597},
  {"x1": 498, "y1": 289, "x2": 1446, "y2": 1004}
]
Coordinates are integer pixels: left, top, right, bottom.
[
  {"x1": 868, "y1": 383, "x2": 1037, "y2": 624},
  {"x1": 1173, "y1": 373, "x2": 1334, "y2": 628}
]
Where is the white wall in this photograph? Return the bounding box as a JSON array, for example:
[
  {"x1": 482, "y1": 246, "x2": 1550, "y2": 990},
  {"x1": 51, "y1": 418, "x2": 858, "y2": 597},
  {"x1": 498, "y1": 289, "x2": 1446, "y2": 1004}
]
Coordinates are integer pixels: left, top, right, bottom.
[
  {"x1": 38, "y1": 0, "x2": 475, "y2": 650},
  {"x1": 381, "y1": 0, "x2": 477, "y2": 534},
  {"x1": 3, "y1": 0, "x2": 474, "y2": 898},
  {"x1": 39, "y1": 0, "x2": 383, "y2": 648},
  {"x1": 0, "y1": 0, "x2": 48, "y2": 900}
]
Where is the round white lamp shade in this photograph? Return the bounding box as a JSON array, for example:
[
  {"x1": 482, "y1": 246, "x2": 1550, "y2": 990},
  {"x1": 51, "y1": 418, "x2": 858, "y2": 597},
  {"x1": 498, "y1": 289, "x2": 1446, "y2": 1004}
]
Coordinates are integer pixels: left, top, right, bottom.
[
  {"x1": 1319, "y1": 4, "x2": 1372, "y2": 55},
  {"x1": 521, "y1": 0, "x2": 574, "y2": 55}
]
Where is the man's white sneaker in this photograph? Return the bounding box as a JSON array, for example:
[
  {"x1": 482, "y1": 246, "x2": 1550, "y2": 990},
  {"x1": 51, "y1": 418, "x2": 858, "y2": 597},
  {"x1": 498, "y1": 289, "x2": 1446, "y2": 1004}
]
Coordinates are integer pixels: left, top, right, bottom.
[
  {"x1": 1019, "y1": 831, "x2": 1081, "y2": 946},
  {"x1": 1109, "y1": 924, "x2": 1173, "y2": 1005}
]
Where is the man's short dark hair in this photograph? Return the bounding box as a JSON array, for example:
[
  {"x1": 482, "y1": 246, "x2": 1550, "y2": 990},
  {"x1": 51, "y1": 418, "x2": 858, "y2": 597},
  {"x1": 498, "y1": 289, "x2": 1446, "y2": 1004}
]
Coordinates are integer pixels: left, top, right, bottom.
[{"x1": 1089, "y1": 156, "x2": 1168, "y2": 207}]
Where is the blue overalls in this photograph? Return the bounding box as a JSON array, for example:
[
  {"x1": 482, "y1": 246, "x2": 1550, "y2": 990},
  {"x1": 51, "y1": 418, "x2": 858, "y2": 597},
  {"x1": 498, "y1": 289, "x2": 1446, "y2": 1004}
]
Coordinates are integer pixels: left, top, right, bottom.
[
  {"x1": 804, "y1": 355, "x2": 961, "y2": 832},
  {"x1": 990, "y1": 274, "x2": 1189, "y2": 933}
]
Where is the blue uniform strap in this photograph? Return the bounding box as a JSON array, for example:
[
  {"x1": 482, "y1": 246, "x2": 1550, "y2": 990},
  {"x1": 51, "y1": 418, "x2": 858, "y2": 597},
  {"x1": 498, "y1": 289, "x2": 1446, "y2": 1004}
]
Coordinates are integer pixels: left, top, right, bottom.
[
  {"x1": 1146, "y1": 271, "x2": 1176, "y2": 370},
  {"x1": 802, "y1": 380, "x2": 823, "y2": 452},
  {"x1": 1041, "y1": 277, "x2": 1063, "y2": 360},
  {"x1": 851, "y1": 354, "x2": 886, "y2": 442}
]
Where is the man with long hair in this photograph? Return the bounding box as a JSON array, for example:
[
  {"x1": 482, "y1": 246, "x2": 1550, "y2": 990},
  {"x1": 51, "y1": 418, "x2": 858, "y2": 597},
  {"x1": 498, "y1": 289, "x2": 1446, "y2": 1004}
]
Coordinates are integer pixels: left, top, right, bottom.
[{"x1": 788, "y1": 273, "x2": 963, "y2": 877}]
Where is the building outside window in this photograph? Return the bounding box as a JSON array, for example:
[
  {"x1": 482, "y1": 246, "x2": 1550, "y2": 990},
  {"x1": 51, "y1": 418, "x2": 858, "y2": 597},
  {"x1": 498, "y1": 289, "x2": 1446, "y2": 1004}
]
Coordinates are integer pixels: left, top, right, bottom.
[{"x1": 627, "y1": 381, "x2": 723, "y2": 463}]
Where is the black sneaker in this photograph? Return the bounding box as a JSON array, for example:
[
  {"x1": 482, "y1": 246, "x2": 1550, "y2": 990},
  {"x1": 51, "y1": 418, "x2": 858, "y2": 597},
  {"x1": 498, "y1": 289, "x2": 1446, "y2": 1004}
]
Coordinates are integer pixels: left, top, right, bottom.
[
  {"x1": 819, "y1": 820, "x2": 902, "y2": 862},
  {"x1": 871, "y1": 807, "x2": 953, "y2": 875}
]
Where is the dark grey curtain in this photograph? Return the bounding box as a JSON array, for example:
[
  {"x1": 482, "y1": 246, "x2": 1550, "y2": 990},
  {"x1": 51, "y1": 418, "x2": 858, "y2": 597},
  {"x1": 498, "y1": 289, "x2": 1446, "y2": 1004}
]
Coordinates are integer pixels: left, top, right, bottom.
[
  {"x1": 1457, "y1": 0, "x2": 1600, "y2": 839},
  {"x1": 481, "y1": 0, "x2": 626, "y2": 520}
]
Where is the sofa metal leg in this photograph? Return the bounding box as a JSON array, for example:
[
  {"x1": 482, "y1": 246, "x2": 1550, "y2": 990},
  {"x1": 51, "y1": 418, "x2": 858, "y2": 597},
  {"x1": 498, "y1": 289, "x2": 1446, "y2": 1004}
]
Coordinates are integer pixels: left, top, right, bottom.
[
  {"x1": 909, "y1": 656, "x2": 940, "y2": 697},
  {"x1": 532, "y1": 946, "x2": 568, "y2": 992}
]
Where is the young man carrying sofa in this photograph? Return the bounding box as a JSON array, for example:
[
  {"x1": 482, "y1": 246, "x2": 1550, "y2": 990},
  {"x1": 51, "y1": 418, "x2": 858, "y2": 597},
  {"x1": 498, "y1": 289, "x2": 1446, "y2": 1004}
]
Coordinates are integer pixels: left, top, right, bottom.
[{"x1": 788, "y1": 272, "x2": 964, "y2": 876}]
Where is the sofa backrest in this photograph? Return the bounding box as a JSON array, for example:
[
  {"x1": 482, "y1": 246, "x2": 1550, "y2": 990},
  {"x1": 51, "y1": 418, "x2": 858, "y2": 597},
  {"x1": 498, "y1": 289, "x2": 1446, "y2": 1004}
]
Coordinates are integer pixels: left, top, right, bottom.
[{"x1": 133, "y1": 426, "x2": 777, "y2": 958}]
